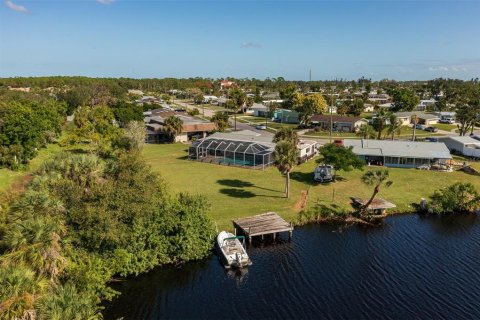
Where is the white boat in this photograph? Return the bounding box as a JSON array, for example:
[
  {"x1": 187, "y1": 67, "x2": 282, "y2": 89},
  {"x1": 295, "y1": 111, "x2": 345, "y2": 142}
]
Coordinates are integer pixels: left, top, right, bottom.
[{"x1": 217, "y1": 231, "x2": 252, "y2": 269}]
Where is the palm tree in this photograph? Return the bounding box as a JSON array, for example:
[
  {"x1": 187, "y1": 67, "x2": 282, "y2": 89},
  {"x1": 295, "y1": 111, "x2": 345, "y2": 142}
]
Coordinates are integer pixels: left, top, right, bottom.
[
  {"x1": 273, "y1": 141, "x2": 298, "y2": 198},
  {"x1": 386, "y1": 114, "x2": 402, "y2": 140},
  {"x1": 0, "y1": 264, "x2": 48, "y2": 319},
  {"x1": 411, "y1": 114, "x2": 418, "y2": 141},
  {"x1": 2, "y1": 216, "x2": 67, "y2": 281},
  {"x1": 228, "y1": 88, "x2": 247, "y2": 130},
  {"x1": 372, "y1": 108, "x2": 390, "y2": 140},
  {"x1": 36, "y1": 282, "x2": 102, "y2": 320},
  {"x1": 164, "y1": 116, "x2": 183, "y2": 142},
  {"x1": 360, "y1": 169, "x2": 393, "y2": 216},
  {"x1": 356, "y1": 124, "x2": 376, "y2": 139},
  {"x1": 273, "y1": 128, "x2": 299, "y2": 145},
  {"x1": 224, "y1": 99, "x2": 238, "y2": 131}
]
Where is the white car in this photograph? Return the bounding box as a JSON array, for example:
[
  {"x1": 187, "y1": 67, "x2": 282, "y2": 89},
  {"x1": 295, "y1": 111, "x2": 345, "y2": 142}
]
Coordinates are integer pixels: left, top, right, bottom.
[{"x1": 255, "y1": 124, "x2": 267, "y2": 130}]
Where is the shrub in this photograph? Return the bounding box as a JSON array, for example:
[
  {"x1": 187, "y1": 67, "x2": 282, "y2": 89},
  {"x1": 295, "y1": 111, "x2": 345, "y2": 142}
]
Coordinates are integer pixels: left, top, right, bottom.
[{"x1": 429, "y1": 182, "x2": 480, "y2": 214}]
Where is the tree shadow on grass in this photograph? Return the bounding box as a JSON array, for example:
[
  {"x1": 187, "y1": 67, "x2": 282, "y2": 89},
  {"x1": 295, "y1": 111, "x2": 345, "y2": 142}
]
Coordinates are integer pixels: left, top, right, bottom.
[
  {"x1": 290, "y1": 172, "x2": 346, "y2": 186},
  {"x1": 219, "y1": 188, "x2": 256, "y2": 198},
  {"x1": 217, "y1": 179, "x2": 281, "y2": 193},
  {"x1": 217, "y1": 179, "x2": 254, "y2": 188},
  {"x1": 219, "y1": 188, "x2": 284, "y2": 199}
]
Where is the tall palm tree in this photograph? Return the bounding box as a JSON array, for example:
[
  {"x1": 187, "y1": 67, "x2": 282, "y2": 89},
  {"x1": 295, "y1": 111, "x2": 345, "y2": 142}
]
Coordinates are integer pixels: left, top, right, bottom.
[
  {"x1": 273, "y1": 127, "x2": 299, "y2": 145},
  {"x1": 373, "y1": 108, "x2": 390, "y2": 140},
  {"x1": 411, "y1": 114, "x2": 418, "y2": 141},
  {"x1": 164, "y1": 116, "x2": 184, "y2": 142},
  {"x1": 386, "y1": 114, "x2": 402, "y2": 140},
  {"x1": 224, "y1": 99, "x2": 238, "y2": 131},
  {"x1": 360, "y1": 169, "x2": 393, "y2": 215},
  {"x1": 274, "y1": 141, "x2": 298, "y2": 198}
]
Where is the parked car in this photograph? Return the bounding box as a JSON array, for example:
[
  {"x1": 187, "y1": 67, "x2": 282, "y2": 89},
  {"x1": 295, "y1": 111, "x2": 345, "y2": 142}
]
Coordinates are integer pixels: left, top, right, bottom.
[
  {"x1": 255, "y1": 124, "x2": 267, "y2": 130},
  {"x1": 414, "y1": 124, "x2": 426, "y2": 130},
  {"x1": 439, "y1": 118, "x2": 455, "y2": 124},
  {"x1": 425, "y1": 137, "x2": 439, "y2": 142},
  {"x1": 425, "y1": 126, "x2": 438, "y2": 132}
]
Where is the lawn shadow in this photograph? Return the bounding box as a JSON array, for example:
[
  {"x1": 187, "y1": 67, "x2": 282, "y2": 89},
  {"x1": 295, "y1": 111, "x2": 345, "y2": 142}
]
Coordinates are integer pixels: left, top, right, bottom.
[
  {"x1": 219, "y1": 188, "x2": 284, "y2": 199},
  {"x1": 219, "y1": 188, "x2": 256, "y2": 198},
  {"x1": 217, "y1": 179, "x2": 282, "y2": 193},
  {"x1": 217, "y1": 179, "x2": 254, "y2": 188},
  {"x1": 289, "y1": 172, "x2": 316, "y2": 186}
]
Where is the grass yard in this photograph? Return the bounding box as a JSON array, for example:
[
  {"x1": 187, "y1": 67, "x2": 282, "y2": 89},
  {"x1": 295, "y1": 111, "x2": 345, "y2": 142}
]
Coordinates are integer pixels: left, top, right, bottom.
[
  {"x1": 143, "y1": 143, "x2": 480, "y2": 230},
  {"x1": 0, "y1": 143, "x2": 64, "y2": 194},
  {"x1": 432, "y1": 123, "x2": 458, "y2": 131}
]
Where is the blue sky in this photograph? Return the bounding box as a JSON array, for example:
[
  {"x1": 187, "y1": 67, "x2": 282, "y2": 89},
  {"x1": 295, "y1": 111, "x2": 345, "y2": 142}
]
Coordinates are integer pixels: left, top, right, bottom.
[{"x1": 1, "y1": 0, "x2": 479, "y2": 80}]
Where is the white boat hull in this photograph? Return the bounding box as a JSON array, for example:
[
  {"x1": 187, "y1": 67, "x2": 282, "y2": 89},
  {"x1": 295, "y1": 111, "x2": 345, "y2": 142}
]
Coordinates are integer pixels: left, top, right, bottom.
[{"x1": 217, "y1": 231, "x2": 251, "y2": 269}]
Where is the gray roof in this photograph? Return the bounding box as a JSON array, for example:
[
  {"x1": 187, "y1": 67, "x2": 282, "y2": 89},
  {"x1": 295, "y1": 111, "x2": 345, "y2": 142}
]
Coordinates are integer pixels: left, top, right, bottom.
[
  {"x1": 209, "y1": 130, "x2": 275, "y2": 148},
  {"x1": 394, "y1": 112, "x2": 439, "y2": 120},
  {"x1": 440, "y1": 136, "x2": 480, "y2": 146},
  {"x1": 343, "y1": 139, "x2": 452, "y2": 159}
]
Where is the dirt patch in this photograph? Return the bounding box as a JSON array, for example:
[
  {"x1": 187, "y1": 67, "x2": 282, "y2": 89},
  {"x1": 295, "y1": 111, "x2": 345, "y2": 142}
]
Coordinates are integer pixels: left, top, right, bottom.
[{"x1": 294, "y1": 189, "x2": 309, "y2": 212}]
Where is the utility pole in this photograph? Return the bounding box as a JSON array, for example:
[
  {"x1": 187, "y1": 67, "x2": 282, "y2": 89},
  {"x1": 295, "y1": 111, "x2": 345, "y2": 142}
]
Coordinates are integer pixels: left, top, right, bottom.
[{"x1": 329, "y1": 90, "x2": 334, "y2": 144}]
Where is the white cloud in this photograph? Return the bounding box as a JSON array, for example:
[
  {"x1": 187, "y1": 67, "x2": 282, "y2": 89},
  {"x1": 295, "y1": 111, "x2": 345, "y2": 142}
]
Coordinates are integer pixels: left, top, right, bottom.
[
  {"x1": 4, "y1": 0, "x2": 28, "y2": 13},
  {"x1": 97, "y1": 0, "x2": 115, "y2": 4},
  {"x1": 429, "y1": 65, "x2": 468, "y2": 72},
  {"x1": 241, "y1": 42, "x2": 262, "y2": 49}
]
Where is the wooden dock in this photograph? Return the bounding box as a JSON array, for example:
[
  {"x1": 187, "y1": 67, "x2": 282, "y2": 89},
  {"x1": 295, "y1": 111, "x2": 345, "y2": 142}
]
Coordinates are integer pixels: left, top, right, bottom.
[{"x1": 233, "y1": 212, "x2": 293, "y2": 242}]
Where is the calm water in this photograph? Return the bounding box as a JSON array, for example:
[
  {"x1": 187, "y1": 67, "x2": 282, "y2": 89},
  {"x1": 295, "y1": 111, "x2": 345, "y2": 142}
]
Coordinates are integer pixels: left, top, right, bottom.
[{"x1": 105, "y1": 214, "x2": 480, "y2": 320}]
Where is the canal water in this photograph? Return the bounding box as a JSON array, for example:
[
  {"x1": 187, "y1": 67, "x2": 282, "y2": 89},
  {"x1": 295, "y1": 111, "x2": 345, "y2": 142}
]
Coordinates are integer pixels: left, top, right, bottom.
[{"x1": 104, "y1": 214, "x2": 480, "y2": 319}]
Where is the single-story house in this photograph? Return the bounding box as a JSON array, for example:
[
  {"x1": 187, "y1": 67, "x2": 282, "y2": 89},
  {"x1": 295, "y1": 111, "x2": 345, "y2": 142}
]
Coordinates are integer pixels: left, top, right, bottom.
[
  {"x1": 394, "y1": 112, "x2": 440, "y2": 126},
  {"x1": 416, "y1": 99, "x2": 437, "y2": 111},
  {"x1": 438, "y1": 136, "x2": 480, "y2": 158},
  {"x1": 342, "y1": 139, "x2": 452, "y2": 168},
  {"x1": 251, "y1": 103, "x2": 269, "y2": 117},
  {"x1": 310, "y1": 115, "x2": 368, "y2": 132},
  {"x1": 363, "y1": 104, "x2": 375, "y2": 112},
  {"x1": 188, "y1": 130, "x2": 317, "y2": 169},
  {"x1": 135, "y1": 96, "x2": 162, "y2": 106},
  {"x1": 273, "y1": 109, "x2": 299, "y2": 124},
  {"x1": 145, "y1": 109, "x2": 216, "y2": 143},
  {"x1": 203, "y1": 95, "x2": 218, "y2": 103}
]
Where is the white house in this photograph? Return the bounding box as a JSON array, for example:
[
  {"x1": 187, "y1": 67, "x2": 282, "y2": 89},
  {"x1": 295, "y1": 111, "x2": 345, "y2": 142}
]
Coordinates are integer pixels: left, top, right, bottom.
[
  {"x1": 203, "y1": 95, "x2": 218, "y2": 103},
  {"x1": 439, "y1": 136, "x2": 480, "y2": 158}
]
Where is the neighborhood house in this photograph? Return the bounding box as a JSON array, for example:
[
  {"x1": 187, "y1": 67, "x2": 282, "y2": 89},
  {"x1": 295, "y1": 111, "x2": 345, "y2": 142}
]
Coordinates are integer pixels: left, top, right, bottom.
[
  {"x1": 145, "y1": 109, "x2": 216, "y2": 143},
  {"x1": 394, "y1": 112, "x2": 440, "y2": 126},
  {"x1": 310, "y1": 115, "x2": 368, "y2": 132},
  {"x1": 439, "y1": 136, "x2": 480, "y2": 158},
  {"x1": 342, "y1": 139, "x2": 452, "y2": 168}
]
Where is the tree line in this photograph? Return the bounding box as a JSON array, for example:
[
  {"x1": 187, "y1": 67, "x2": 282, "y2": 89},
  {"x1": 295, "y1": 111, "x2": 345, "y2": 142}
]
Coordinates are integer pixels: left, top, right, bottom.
[{"x1": 0, "y1": 113, "x2": 215, "y2": 318}]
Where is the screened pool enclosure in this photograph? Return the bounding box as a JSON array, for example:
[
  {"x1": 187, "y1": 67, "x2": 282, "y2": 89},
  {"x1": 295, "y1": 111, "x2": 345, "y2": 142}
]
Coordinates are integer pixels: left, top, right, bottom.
[{"x1": 189, "y1": 138, "x2": 274, "y2": 169}]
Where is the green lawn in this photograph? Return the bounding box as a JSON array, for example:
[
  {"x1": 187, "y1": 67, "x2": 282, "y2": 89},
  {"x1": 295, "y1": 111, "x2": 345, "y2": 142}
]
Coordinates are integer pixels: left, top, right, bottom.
[
  {"x1": 0, "y1": 143, "x2": 64, "y2": 194},
  {"x1": 432, "y1": 123, "x2": 457, "y2": 131},
  {"x1": 143, "y1": 144, "x2": 480, "y2": 230}
]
